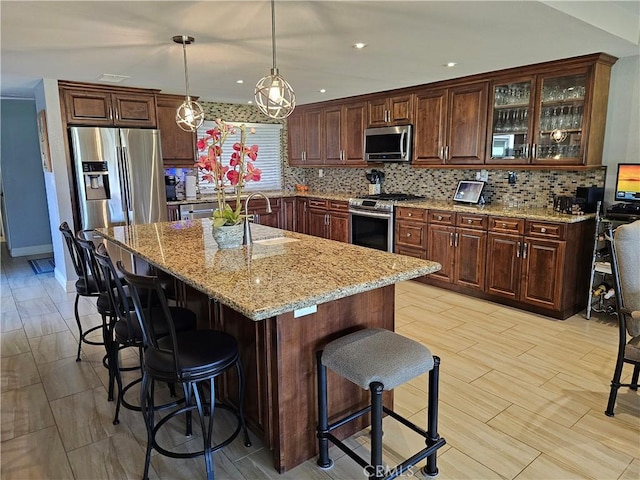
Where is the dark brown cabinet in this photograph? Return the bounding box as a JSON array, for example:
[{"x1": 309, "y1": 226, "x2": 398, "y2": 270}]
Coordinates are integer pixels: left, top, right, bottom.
[
  {"x1": 156, "y1": 93, "x2": 197, "y2": 166},
  {"x1": 288, "y1": 107, "x2": 323, "y2": 166},
  {"x1": 61, "y1": 84, "x2": 157, "y2": 128},
  {"x1": 305, "y1": 198, "x2": 349, "y2": 242},
  {"x1": 368, "y1": 94, "x2": 413, "y2": 127},
  {"x1": 426, "y1": 211, "x2": 487, "y2": 290},
  {"x1": 324, "y1": 101, "x2": 367, "y2": 166},
  {"x1": 247, "y1": 197, "x2": 281, "y2": 228},
  {"x1": 413, "y1": 82, "x2": 488, "y2": 165},
  {"x1": 280, "y1": 197, "x2": 296, "y2": 232},
  {"x1": 395, "y1": 207, "x2": 427, "y2": 259},
  {"x1": 296, "y1": 198, "x2": 309, "y2": 234}
]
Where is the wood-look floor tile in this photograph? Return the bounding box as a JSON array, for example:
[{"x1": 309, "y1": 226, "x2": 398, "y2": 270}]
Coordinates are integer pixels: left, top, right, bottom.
[
  {"x1": 396, "y1": 304, "x2": 464, "y2": 331},
  {"x1": 15, "y1": 296, "x2": 58, "y2": 318},
  {"x1": 1, "y1": 383, "x2": 55, "y2": 441},
  {"x1": 21, "y1": 311, "x2": 69, "y2": 338},
  {"x1": 437, "y1": 306, "x2": 517, "y2": 333},
  {"x1": 38, "y1": 355, "x2": 102, "y2": 400},
  {"x1": 438, "y1": 401, "x2": 540, "y2": 479},
  {"x1": 67, "y1": 430, "x2": 160, "y2": 480},
  {"x1": 0, "y1": 425, "x2": 74, "y2": 480},
  {"x1": 395, "y1": 292, "x2": 454, "y2": 314},
  {"x1": 487, "y1": 404, "x2": 632, "y2": 479},
  {"x1": 452, "y1": 321, "x2": 536, "y2": 357},
  {"x1": 435, "y1": 293, "x2": 502, "y2": 315},
  {"x1": 432, "y1": 446, "x2": 503, "y2": 479},
  {"x1": 28, "y1": 330, "x2": 81, "y2": 364},
  {"x1": 50, "y1": 386, "x2": 119, "y2": 451},
  {"x1": 570, "y1": 409, "x2": 640, "y2": 458},
  {"x1": 619, "y1": 458, "x2": 640, "y2": 480},
  {"x1": 397, "y1": 281, "x2": 449, "y2": 298},
  {"x1": 513, "y1": 453, "x2": 592, "y2": 479},
  {"x1": 397, "y1": 321, "x2": 476, "y2": 354},
  {"x1": 0, "y1": 329, "x2": 30, "y2": 357},
  {"x1": 471, "y1": 370, "x2": 591, "y2": 428},
  {"x1": 459, "y1": 343, "x2": 557, "y2": 387},
  {"x1": 0, "y1": 352, "x2": 40, "y2": 392},
  {"x1": 0, "y1": 308, "x2": 22, "y2": 332},
  {"x1": 434, "y1": 348, "x2": 491, "y2": 384},
  {"x1": 235, "y1": 445, "x2": 332, "y2": 480}
]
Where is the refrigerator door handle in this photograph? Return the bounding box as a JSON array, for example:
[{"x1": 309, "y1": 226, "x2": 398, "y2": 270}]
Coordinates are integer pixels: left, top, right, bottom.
[
  {"x1": 121, "y1": 146, "x2": 133, "y2": 224},
  {"x1": 116, "y1": 146, "x2": 129, "y2": 215}
]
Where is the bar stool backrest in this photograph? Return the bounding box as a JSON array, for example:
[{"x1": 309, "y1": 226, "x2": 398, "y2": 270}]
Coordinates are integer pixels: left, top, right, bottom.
[
  {"x1": 93, "y1": 244, "x2": 136, "y2": 331},
  {"x1": 608, "y1": 220, "x2": 640, "y2": 337},
  {"x1": 59, "y1": 222, "x2": 91, "y2": 283},
  {"x1": 76, "y1": 232, "x2": 107, "y2": 294},
  {"x1": 116, "y1": 261, "x2": 182, "y2": 376}
]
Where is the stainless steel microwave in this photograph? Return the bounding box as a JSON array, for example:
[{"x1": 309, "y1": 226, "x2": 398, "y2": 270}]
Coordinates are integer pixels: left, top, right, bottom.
[{"x1": 364, "y1": 124, "x2": 412, "y2": 162}]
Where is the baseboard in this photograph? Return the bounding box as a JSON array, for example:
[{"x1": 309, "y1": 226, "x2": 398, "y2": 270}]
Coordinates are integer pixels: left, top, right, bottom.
[
  {"x1": 54, "y1": 268, "x2": 77, "y2": 293},
  {"x1": 9, "y1": 244, "x2": 54, "y2": 257}
]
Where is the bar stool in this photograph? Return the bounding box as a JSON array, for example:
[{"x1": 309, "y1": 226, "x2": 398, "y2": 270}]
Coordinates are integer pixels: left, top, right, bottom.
[
  {"x1": 59, "y1": 222, "x2": 103, "y2": 361},
  {"x1": 118, "y1": 261, "x2": 251, "y2": 480},
  {"x1": 93, "y1": 244, "x2": 196, "y2": 425},
  {"x1": 316, "y1": 328, "x2": 446, "y2": 479}
]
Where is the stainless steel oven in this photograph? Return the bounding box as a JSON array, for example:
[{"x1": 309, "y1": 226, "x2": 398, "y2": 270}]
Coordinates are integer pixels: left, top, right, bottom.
[{"x1": 349, "y1": 194, "x2": 425, "y2": 252}]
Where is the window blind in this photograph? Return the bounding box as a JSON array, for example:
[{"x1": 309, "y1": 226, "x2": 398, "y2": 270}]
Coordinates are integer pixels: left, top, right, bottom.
[{"x1": 196, "y1": 121, "x2": 282, "y2": 193}]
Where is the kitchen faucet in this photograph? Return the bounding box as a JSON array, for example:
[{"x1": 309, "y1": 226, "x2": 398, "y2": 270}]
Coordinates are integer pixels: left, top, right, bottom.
[{"x1": 243, "y1": 192, "x2": 272, "y2": 246}]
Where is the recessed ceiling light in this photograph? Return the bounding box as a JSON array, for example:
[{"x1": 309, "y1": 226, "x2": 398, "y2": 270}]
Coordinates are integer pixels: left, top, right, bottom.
[
  {"x1": 445, "y1": 62, "x2": 457, "y2": 68},
  {"x1": 236, "y1": 79, "x2": 244, "y2": 84},
  {"x1": 319, "y1": 89, "x2": 326, "y2": 93},
  {"x1": 352, "y1": 43, "x2": 367, "y2": 49},
  {"x1": 97, "y1": 73, "x2": 130, "y2": 83}
]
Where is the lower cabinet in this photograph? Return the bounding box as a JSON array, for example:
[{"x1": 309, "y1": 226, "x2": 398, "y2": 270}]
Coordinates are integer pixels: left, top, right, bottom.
[
  {"x1": 426, "y1": 211, "x2": 487, "y2": 290},
  {"x1": 280, "y1": 197, "x2": 296, "y2": 231},
  {"x1": 167, "y1": 205, "x2": 180, "y2": 221},
  {"x1": 395, "y1": 207, "x2": 428, "y2": 259},
  {"x1": 247, "y1": 197, "x2": 281, "y2": 228},
  {"x1": 296, "y1": 198, "x2": 309, "y2": 234},
  {"x1": 485, "y1": 216, "x2": 590, "y2": 317},
  {"x1": 306, "y1": 198, "x2": 349, "y2": 242}
]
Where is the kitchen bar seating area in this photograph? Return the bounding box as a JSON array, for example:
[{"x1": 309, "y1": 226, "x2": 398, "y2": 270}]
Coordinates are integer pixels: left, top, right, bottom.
[{"x1": 1, "y1": 240, "x2": 639, "y2": 480}]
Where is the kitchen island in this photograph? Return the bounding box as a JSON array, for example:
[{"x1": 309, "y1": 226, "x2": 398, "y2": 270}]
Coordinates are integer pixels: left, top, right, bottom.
[{"x1": 96, "y1": 219, "x2": 440, "y2": 473}]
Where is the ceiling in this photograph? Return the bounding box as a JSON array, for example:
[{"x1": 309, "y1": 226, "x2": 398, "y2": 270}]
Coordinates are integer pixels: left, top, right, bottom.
[{"x1": 1, "y1": 1, "x2": 639, "y2": 106}]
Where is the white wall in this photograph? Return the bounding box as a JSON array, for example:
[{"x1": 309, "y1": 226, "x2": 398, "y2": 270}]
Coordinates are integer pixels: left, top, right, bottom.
[
  {"x1": 35, "y1": 79, "x2": 77, "y2": 291},
  {"x1": 602, "y1": 55, "x2": 640, "y2": 207}
]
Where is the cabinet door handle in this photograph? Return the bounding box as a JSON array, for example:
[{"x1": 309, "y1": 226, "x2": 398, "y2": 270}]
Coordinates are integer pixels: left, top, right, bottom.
[
  {"x1": 540, "y1": 227, "x2": 547, "y2": 233},
  {"x1": 523, "y1": 242, "x2": 528, "y2": 259},
  {"x1": 531, "y1": 144, "x2": 537, "y2": 159},
  {"x1": 438, "y1": 215, "x2": 443, "y2": 221},
  {"x1": 467, "y1": 219, "x2": 473, "y2": 224},
  {"x1": 444, "y1": 145, "x2": 449, "y2": 161},
  {"x1": 449, "y1": 232, "x2": 454, "y2": 247},
  {"x1": 109, "y1": 106, "x2": 114, "y2": 121},
  {"x1": 408, "y1": 212, "x2": 413, "y2": 217},
  {"x1": 524, "y1": 144, "x2": 530, "y2": 158},
  {"x1": 454, "y1": 232, "x2": 459, "y2": 247},
  {"x1": 406, "y1": 232, "x2": 412, "y2": 237},
  {"x1": 439, "y1": 146, "x2": 444, "y2": 160},
  {"x1": 255, "y1": 213, "x2": 260, "y2": 224},
  {"x1": 325, "y1": 213, "x2": 329, "y2": 226},
  {"x1": 516, "y1": 241, "x2": 521, "y2": 258},
  {"x1": 502, "y1": 223, "x2": 507, "y2": 228}
]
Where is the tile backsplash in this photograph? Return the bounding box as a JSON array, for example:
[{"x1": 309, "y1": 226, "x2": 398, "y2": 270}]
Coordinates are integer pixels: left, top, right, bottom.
[{"x1": 170, "y1": 101, "x2": 606, "y2": 208}]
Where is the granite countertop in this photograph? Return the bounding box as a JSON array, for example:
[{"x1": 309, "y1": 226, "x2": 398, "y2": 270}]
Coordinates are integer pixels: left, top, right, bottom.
[
  {"x1": 168, "y1": 191, "x2": 594, "y2": 223},
  {"x1": 96, "y1": 220, "x2": 441, "y2": 321}
]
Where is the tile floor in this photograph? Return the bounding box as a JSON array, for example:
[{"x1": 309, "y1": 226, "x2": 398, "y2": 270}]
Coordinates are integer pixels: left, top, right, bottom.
[{"x1": 1, "y1": 244, "x2": 639, "y2": 479}]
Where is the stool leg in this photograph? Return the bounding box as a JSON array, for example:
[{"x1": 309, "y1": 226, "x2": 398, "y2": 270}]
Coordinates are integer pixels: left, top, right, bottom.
[
  {"x1": 183, "y1": 382, "x2": 193, "y2": 437},
  {"x1": 424, "y1": 356, "x2": 440, "y2": 477},
  {"x1": 316, "y1": 351, "x2": 333, "y2": 469},
  {"x1": 140, "y1": 372, "x2": 154, "y2": 480},
  {"x1": 236, "y1": 359, "x2": 252, "y2": 447},
  {"x1": 112, "y1": 343, "x2": 124, "y2": 425},
  {"x1": 193, "y1": 380, "x2": 215, "y2": 480},
  {"x1": 74, "y1": 294, "x2": 83, "y2": 361},
  {"x1": 370, "y1": 382, "x2": 384, "y2": 480},
  {"x1": 631, "y1": 364, "x2": 640, "y2": 391}
]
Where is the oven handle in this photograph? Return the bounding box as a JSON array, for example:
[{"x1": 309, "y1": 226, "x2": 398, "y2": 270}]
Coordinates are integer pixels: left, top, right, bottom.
[{"x1": 349, "y1": 209, "x2": 393, "y2": 219}]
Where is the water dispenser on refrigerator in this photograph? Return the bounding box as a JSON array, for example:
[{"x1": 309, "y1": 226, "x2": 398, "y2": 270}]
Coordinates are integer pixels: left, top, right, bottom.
[{"x1": 81, "y1": 161, "x2": 110, "y2": 201}]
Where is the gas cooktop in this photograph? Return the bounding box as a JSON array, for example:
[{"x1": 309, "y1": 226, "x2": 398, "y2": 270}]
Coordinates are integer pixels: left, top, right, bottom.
[{"x1": 361, "y1": 193, "x2": 425, "y2": 201}]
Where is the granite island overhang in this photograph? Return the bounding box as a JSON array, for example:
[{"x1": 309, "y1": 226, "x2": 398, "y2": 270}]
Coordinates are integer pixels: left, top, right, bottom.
[{"x1": 95, "y1": 219, "x2": 441, "y2": 472}]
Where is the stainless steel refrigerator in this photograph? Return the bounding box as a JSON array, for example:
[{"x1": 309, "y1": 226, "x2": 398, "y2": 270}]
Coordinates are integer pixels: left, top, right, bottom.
[{"x1": 69, "y1": 127, "x2": 167, "y2": 229}]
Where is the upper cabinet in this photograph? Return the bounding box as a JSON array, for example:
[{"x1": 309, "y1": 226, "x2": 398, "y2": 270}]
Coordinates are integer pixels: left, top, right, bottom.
[
  {"x1": 324, "y1": 100, "x2": 367, "y2": 166},
  {"x1": 287, "y1": 53, "x2": 616, "y2": 169},
  {"x1": 156, "y1": 93, "x2": 197, "y2": 167},
  {"x1": 367, "y1": 94, "x2": 413, "y2": 127},
  {"x1": 288, "y1": 106, "x2": 322, "y2": 166},
  {"x1": 485, "y1": 54, "x2": 615, "y2": 167},
  {"x1": 413, "y1": 82, "x2": 488, "y2": 165},
  {"x1": 60, "y1": 82, "x2": 158, "y2": 128}
]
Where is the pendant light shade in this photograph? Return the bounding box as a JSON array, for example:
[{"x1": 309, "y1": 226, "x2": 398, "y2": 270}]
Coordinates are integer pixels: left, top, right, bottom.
[
  {"x1": 173, "y1": 35, "x2": 204, "y2": 132},
  {"x1": 255, "y1": 0, "x2": 295, "y2": 119}
]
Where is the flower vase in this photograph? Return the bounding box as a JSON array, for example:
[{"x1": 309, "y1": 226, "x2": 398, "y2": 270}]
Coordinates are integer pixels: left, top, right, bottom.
[{"x1": 212, "y1": 223, "x2": 244, "y2": 249}]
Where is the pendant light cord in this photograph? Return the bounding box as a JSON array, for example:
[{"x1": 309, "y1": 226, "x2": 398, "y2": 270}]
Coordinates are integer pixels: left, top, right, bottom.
[
  {"x1": 271, "y1": 0, "x2": 277, "y2": 70},
  {"x1": 182, "y1": 37, "x2": 191, "y2": 100}
]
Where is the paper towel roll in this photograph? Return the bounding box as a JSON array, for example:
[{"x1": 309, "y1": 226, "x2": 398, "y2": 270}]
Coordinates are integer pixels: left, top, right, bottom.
[{"x1": 185, "y1": 176, "x2": 197, "y2": 199}]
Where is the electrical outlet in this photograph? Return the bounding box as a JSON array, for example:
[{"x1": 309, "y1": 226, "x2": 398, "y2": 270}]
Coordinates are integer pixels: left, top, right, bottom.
[
  {"x1": 318, "y1": 169, "x2": 324, "y2": 178},
  {"x1": 479, "y1": 169, "x2": 489, "y2": 182},
  {"x1": 508, "y1": 171, "x2": 517, "y2": 184}
]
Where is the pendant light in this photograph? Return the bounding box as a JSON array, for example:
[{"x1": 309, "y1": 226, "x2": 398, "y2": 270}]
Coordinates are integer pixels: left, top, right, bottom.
[
  {"x1": 173, "y1": 35, "x2": 204, "y2": 132},
  {"x1": 254, "y1": 0, "x2": 296, "y2": 119}
]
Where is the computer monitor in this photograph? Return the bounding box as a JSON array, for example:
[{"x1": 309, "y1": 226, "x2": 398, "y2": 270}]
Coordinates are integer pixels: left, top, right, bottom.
[{"x1": 614, "y1": 163, "x2": 640, "y2": 204}]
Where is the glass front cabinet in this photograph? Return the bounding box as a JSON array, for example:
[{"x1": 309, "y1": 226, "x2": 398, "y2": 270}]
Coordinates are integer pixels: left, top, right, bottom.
[{"x1": 487, "y1": 67, "x2": 590, "y2": 166}]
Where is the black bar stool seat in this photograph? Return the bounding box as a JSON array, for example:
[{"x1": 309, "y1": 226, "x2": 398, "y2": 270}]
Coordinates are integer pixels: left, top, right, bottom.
[{"x1": 317, "y1": 328, "x2": 446, "y2": 480}]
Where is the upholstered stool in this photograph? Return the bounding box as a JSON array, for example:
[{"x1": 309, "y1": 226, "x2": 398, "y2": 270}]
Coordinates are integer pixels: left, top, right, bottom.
[{"x1": 317, "y1": 328, "x2": 446, "y2": 479}]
